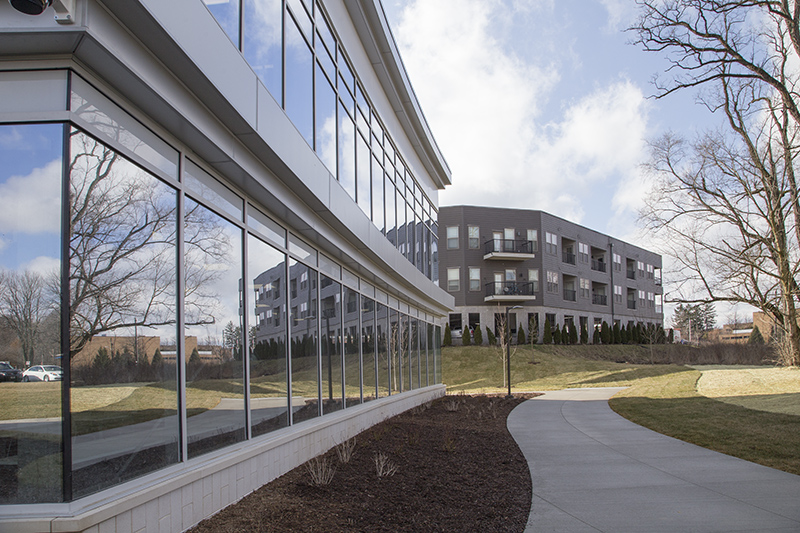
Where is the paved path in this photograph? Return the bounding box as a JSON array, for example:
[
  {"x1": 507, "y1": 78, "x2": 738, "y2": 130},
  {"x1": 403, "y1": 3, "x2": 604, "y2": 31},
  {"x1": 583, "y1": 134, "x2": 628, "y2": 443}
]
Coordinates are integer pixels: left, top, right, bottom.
[{"x1": 507, "y1": 388, "x2": 800, "y2": 532}]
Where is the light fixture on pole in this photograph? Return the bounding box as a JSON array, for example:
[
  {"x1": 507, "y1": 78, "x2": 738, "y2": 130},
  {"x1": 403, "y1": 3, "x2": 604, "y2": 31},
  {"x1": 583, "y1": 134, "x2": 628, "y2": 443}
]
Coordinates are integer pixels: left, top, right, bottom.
[{"x1": 505, "y1": 305, "x2": 523, "y2": 399}]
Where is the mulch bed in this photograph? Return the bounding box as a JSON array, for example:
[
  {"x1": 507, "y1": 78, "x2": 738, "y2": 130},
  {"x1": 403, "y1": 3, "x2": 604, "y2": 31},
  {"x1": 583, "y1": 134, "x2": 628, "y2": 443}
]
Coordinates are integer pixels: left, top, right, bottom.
[{"x1": 189, "y1": 393, "x2": 538, "y2": 532}]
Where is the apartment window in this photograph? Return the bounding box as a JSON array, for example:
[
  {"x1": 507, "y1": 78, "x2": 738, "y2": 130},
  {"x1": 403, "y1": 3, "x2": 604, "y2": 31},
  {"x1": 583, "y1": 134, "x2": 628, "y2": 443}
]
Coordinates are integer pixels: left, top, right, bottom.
[
  {"x1": 613, "y1": 253, "x2": 622, "y2": 271},
  {"x1": 527, "y1": 229, "x2": 538, "y2": 252},
  {"x1": 638, "y1": 289, "x2": 646, "y2": 307},
  {"x1": 546, "y1": 270, "x2": 559, "y2": 293},
  {"x1": 447, "y1": 267, "x2": 460, "y2": 291},
  {"x1": 468, "y1": 225, "x2": 479, "y2": 249},
  {"x1": 300, "y1": 270, "x2": 308, "y2": 290},
  {"x1": 614, "y1": 284, "x2": 623, "y2": 303},
  {"x1": 449, "y1": 313, "x2": 462, "y2": 332},
  {"x1": 648, "y1": 292, "x2": 655, "y2": 308},
  {"x1": 447, "y1": 226, "x2": 459, "y2": 249},
  {"x1": 579, "y1": 278, "x2": 590, "y2": 299},
  {"x1": 528, "y1": 269, "x2": 539, "y2": 292},
  {"x1": 545, "y1": 232, "x2": 557, "y2": 254},
  {"x1": 546, "y1": 313, "x2": 557, "y2": 331},
  {"x1": 647, "y1": 264, "x2": 655, "y2": 279},
  {"x1": 655, "y1": 294, "x2": 663, "y2": 314},
  {"x1": 291, "y1": 278, "x2": 297, "y2": 299},
  {"x1": 468, "y1": 313, "x2": 480, "y2": 333},
  {"x1": 469, "y1": 267, "x2": 481, "y2": 291},
  {"x1": 578, "y1": 242, "x2": 589, "y2": 263},
  {"x1": 638, "y1": 261, "x2": 645, "y2": 278}
]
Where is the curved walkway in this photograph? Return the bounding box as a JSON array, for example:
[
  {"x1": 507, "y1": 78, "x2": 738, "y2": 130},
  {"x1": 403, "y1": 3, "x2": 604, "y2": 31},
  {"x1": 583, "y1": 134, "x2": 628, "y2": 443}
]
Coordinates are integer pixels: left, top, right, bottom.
[{"x1": 507, "y1": 388, "x2": 800, "y2": 532}]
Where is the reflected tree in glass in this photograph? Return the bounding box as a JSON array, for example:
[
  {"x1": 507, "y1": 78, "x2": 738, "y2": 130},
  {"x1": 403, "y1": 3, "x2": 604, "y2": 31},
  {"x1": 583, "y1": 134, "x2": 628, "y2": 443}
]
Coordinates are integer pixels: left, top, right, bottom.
[
  {"x1": 375, "y1": 302, "x2": 389, "y2": 397},
  {"x1": 361, "y1": 295, "x2": 376, "y2": 402},
  {"x1": 343, "y1": 286, "x2": 360, "y2": 407},
  {"x1": 68, "y1": 129, "x2": 180, "y2": 497},
  {"x1": 289, "y1": 260, "x2": 319, "y2": 423}
]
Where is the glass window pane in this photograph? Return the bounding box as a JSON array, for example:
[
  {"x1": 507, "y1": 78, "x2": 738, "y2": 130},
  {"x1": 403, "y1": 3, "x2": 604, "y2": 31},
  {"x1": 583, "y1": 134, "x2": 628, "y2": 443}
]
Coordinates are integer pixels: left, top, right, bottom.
[
  {"x1": 361, "y1": 296, "x2": 376, "y2": 402},
  {"x1": 248, "y1": 234, "x2": 289, "y2": 437},
  {"x1": 409, "y1": 318, "x2": 419, "y2": 390},
  {"x1": 184, "y1": 198, "x2": 245, "y2": 458},
  {"x1": 289, "y1": 260, "x2": 319, "y2": 423},
  {"x1": 285, "y1": 17, "x2": 313, "y2": 147},
  {"x1": 248, "y1": 205, "x2": 286, "y2": 248},
  {"x1": 288, "y1": 234, "x2": 316, "y2": 265},
  {"x1": 320, "y1": 275, "x2": 343, "y2": 413},
  {"x1": 286, "y1": 0, "x2": 311, "y2": 38},
  {"x1": 204, "y1": 0, "x2": 240, "y2": 46},
  {"x1": 244, "y1": 0, "x2": 282, "y2": 102},
  {"x1": 69, "y1": 129, "x2": 179, "y2": 497},
  {"x1": 375, "y1": 303, "x2": 389, "y2": 397},
  {"x1": 315, "y1": 7, "x2": 335, "y2": 54},
  {"x1": 0, "y1": 69, "x2": 68, "y2": 114},
  {"x1": 372, "y1": 156, "x2": 384, "y2": 233},
  {"x1": 71, "y1": 75, "x2": 178, "y2": 179},
  {"x1": 388, "y1": 309, "x2": 400, "y2": 393},
  {"x1": 338, "y1": 102, "x2": 356, "y2": 200},
  {"x1": 185, "y1": 159, "x2": 243, "y2": 221},
  {"x1": 338, "y1": 59, "x2": 354, "y2": 94},
  {"x1": 343, "y1": 286, "x2": 361, "y2": 407},
  {"x1": 315, "y1": 63, "x2": 337, "y2": 174},
  {"x1": 385, "y1": 179, "x2": 396, "y2": 246},
  {"x1": 0, "y1": 123, "x2": 63, "y2": 504},
  {"x1": 356, "y1": 132, "x2": 371, "y2": 217}
]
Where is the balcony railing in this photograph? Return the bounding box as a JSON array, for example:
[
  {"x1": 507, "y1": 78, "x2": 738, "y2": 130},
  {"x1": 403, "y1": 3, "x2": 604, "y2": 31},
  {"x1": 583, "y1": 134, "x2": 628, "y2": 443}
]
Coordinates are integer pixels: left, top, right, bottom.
[
  {"x1": 483, "y1": 239, "x2": 536, "y2": 255},
  {"x1": 627, "y1": 300, "x2": 636, "y2": 309},
  {"x1": 485, "y1": 281, "x2": 535, "y2": 297},
  {"x1": 562, "y1": 251, "x2": 576, "y2": 265},
  {"x1": 592, "y1": 294, "x2": 607, "y2": 306},
  {"x1": 626, "y1": 269, "x2": 636, "y2": 280},
  {"x1": 563, "y1": 289, "x2": 576, "y2": 301},
  {"x1": 591, "y1": 259, "x2": 607, "y2": 272}
]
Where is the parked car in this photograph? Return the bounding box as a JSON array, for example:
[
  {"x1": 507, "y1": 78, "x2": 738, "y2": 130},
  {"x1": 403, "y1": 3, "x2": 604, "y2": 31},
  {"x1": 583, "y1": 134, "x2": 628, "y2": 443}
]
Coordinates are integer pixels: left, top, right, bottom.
[
  {"x1": 0, "y1": 361, "x2": 23, "y2": 382},
  {"x1": 22, "y1": 365, "x2": 63, "y2": 382}
]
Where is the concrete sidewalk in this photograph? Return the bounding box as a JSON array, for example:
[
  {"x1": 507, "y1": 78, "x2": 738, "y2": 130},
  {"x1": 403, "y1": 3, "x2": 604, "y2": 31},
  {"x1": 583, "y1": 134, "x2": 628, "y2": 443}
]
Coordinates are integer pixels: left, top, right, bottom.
[{"x1": 507, "y1": 388, "x2": 800, "y2": 532}]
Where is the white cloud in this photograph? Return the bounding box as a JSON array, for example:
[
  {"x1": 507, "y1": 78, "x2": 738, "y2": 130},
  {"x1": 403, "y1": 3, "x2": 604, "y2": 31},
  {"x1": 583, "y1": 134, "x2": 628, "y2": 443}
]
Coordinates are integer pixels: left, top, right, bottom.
[
  {"x1": 597, "y1": 0, "x2": 638, "y2": 32},
  {"x1": 23, "y1": 255, "x2": 60, "y2": 278},
  {"x1": 0, "y1": 158, "x2": 62, "y2": 234}
]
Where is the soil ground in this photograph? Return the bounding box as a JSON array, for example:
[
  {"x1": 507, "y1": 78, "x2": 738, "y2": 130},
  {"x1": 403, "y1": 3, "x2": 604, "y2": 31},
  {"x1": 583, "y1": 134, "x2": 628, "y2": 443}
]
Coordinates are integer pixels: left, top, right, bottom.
[{"x1": 189, "y1": 394, "x2": 538, "y2": 532}]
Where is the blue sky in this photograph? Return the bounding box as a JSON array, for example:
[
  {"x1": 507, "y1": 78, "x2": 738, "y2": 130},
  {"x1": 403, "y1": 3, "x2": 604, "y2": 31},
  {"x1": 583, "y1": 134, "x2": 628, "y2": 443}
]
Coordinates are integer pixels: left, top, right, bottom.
[{"x1": 383, "y1": 0, "x2": 718, "y2": 242}]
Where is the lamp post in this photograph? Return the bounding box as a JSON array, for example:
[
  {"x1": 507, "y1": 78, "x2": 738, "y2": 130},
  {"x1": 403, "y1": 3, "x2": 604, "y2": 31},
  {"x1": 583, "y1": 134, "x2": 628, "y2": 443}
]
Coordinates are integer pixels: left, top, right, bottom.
[{"x1": 505, "y1": 305, "x2": 523, "y2": 398}]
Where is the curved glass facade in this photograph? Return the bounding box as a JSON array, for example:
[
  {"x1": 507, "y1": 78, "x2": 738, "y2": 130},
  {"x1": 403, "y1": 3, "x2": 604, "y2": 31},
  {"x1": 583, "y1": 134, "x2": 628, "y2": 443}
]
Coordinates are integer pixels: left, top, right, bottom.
[{"x1": 0, "y1": 69, "x2": 443, "y2": 504}]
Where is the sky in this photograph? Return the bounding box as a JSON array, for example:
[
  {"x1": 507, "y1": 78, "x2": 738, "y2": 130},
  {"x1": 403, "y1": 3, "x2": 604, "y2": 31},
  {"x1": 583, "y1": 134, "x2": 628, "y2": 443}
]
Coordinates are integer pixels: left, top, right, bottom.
[{"x1": 382, "y1": 0, "x2": 739, "y2": 325}]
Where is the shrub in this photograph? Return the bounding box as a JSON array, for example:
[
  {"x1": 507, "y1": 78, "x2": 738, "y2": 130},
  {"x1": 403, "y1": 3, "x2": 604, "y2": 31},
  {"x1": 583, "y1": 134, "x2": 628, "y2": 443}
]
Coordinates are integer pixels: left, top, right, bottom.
[
  {"x1": 189, "y1": 347, "x2": 201, "y2": 365},
  {"x1": 486, "y1": 326, "x2": 497, "y2": 346},
  {"x1": 553, "y1": 325, "x2": 562, "y2": 345},
  {"x1": 543, "y1": 318, "x2": 552, "y2": 344},
  {"x1": 473, "y1": 326, "x2": 483, "y2": 345},
  {"x1": 580, "y1": 323, "x2": 588, "y2": 345},
  {"x1": 569, "y1": 322, "x2": 578, "y2": 345},
  {"x1": 443, "y1": 324, "x2": 452, "y2": 347},
  {"x1": 601, "y1": 321, "x2": 611, "y2": 344},
  {"x1": 462, "y1": 327, "x2": 471, "y2": 346},
  {"x1": 335, "y1": 437, "x2": 357, "y2": 464},
  {"x1": 749, "y1": 325, "x2": 765, "y2": 345},
  {"x1": 306, "y1": 456, "x2": 336, "y2": 486},
  {"x1": 529, "y1": 316, "x2": 538, "y2": 344},
  {"x1": 374, "y1": 451, "x2": 398, "y2": 478},
  {"x1": 562, "y1": 324, "x2": 569, "y2": 345},
  {"x1": 517, "y1": 323, "x2": 526, "y2": 345},
  {"x1": 668, "y1": 328, "x2": 674, "y2": 343}
]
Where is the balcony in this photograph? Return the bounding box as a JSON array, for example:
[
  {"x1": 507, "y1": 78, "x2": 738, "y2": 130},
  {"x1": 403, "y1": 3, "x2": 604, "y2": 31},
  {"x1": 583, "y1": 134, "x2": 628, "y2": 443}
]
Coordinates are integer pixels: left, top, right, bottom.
[
  {"x1": 484, "y1": 281, "x2": 535, "y2": 302},
  {"x1": 563, "y1": 289, "x2": 576, "y2": 302},
  {"x1": 592, "y1": 294, "x2": 607, "y2": 306},
  {"x1": 591, "y1": 259, "x2": 607, "y2": 273},
  {"x1": 483, "y1": 239, "x2": 536, "y2": 261},
  {"x1": 562, "y1": 251, "x2": 576, "y2": 265},
  {"x1": 626, "y1": 269, "x2": 636, "y2": 280}
]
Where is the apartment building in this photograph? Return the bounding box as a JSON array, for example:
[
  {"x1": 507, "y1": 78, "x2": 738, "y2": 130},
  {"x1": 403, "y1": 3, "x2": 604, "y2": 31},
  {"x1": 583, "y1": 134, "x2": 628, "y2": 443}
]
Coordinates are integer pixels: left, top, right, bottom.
[
  {"x1": 439, "y1": 206, "x2": 663, "y2": 341},
  {"x1": 0, "y1": 1, "x2": 452, "y2": 531}
]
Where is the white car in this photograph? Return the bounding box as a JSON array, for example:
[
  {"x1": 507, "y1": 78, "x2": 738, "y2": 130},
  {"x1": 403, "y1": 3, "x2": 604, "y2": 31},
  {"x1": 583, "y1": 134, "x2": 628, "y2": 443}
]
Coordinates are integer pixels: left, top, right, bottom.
[{"x1": 22, "y1": 365, "x2": 63, "y2": 382}]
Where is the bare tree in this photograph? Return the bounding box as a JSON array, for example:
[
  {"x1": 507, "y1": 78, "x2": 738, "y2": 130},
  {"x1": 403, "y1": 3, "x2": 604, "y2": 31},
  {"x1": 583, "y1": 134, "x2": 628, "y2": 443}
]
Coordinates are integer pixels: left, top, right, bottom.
[
  {"x1": 632, "y1": 0, "x2": 800, "y2": 365},
  {"x1": 494, "y1": 308, "x2": 516, "y2": 388},
  {"x1": 0, "y1": 270, "x2": 57, "y2": 364}
]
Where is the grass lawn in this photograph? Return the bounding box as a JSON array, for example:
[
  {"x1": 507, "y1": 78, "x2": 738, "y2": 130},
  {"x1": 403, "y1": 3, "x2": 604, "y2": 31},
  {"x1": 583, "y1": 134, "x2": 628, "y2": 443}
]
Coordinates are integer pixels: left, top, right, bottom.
[{"x1": 443, "y1": 344, "x2": 800, "y2": 476}]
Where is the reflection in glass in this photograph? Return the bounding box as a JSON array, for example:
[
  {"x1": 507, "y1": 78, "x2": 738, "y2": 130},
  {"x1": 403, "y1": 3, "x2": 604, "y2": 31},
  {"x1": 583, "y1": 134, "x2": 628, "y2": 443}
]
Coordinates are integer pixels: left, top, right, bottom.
[
  {"x1": 204, "y1": 0, "x2": 240, "y2": 46},
  {"x1": 389, "y1": 309, "x2": 401, "y2": 394},
  {"x1": 338, "y1": 102, "x2": 356, "y2": 200},
  {"x1": 356, "y1": 132, "x2": 371, "y2": 218},
  {"x1": 385, "y1": 179, "x2": 396, "y2": 246},
  {"x1": 425, "y1": 323, "x2": 433, "y2": 388},
  {"x1": 248, "y1": 235, "x2": 288, "y2": 438},
  {"x1": 375, "y1": 303, "x2": 389, "y2": 397},
  {"x1": 289, "y1": 260, "x2": 319, "y2": 423},
  {"x1": 409, "y1": 318, "x2": 418, "y2": 390},
  {"x1": 244, "y1": 0, "x2": 282, "y2": 103},
  {"x1": 248, "y1": 206, "x2": 286, "y2": 247},
  {"x1": 0, "y1": 123, "x2": 63, "y2": 503},
  {"x1": 320, "y1": 274, "x2": 343, "y2": 414},
  {"x1": 285, "y1": 17, "x2": 313, "y2": 147},
  {"x1": 435, "y1": 326, "x2": 442, "y2": 384},
  {"x1": 372, "y1": 155, "x2": 384, "y2": 233},
  {"x1": 400, "y1": 314, "x2": 409, "y2": 392},
  {"x1": 184, "y1": 198, "x2": 244, "y2": 459},
  {"x1": 343, "y1": 286, "x2": 360, "y2": 407},
  {"x1": 68, "y1": 129, "x2": 179, "y2": 497},
  {"x1": 315, "y1": 64, "x2": 337, "y2": 175},
  {"x1": 185, "y1": 159, "x2": 243, "y2": 221},
  {"x1": 361, "y1": 296, "x2": 376, "y2": 402}
]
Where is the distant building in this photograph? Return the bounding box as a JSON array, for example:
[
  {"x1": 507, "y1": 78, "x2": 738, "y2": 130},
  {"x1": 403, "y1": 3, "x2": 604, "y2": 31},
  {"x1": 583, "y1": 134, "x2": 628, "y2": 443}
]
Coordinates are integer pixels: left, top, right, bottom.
[{"x1": 438, "y1": 206, "x2": 664, "y2": 341}]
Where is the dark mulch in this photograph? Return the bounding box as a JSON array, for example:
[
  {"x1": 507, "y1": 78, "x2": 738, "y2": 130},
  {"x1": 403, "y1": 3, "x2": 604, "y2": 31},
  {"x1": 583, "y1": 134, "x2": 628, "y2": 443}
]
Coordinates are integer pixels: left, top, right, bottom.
[{"x1": 189, "y1": 394, "x2": 538, "y2": 532}]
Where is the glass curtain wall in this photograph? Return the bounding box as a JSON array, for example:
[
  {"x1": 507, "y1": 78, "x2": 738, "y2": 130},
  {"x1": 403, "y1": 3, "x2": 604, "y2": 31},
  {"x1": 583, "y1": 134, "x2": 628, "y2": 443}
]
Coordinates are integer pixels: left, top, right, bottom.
[
  {"x1": 375, "y1": 302, "x2": 389, "y2": 397},
  {"x1": 360, "y1": 295, "x2": 376, "y2": 402},
  {"x1": 343, "y1": 286, "x2": 361, "y2": 407},
  {"x1": 409, "y1": 318, "x2": 418, "y2": 390},
  {"x1": 388, "y1": 308, "x2": 400, "y2": 394},
  {"x1": 206, "y1": 0, "x2": 440, "y2": 280}
]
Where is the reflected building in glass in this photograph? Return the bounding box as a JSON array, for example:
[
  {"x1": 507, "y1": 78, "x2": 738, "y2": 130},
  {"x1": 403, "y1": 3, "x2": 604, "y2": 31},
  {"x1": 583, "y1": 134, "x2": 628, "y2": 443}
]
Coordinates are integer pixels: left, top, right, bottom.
[{"x1": 0, "y1": 0, "x2": 452, "y2": 530}]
